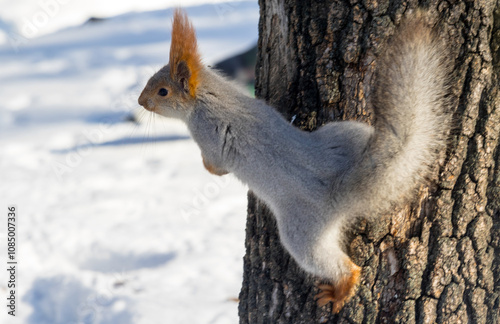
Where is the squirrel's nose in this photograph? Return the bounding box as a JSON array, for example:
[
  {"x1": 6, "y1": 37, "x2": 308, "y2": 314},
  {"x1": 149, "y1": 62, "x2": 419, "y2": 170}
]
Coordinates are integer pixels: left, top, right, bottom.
[{"x1": 138, "y1": 93, "x2": 147, "y2": 108}]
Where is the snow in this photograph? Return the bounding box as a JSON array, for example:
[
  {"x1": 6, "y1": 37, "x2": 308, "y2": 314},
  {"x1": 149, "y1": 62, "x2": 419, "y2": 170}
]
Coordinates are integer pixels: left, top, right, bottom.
[
  {"x1": 0, "y1": 0, "x2": 253, "y2": 40},
  {"x1": 0, "y1": 2, "x2": 258, "y2": 323}
]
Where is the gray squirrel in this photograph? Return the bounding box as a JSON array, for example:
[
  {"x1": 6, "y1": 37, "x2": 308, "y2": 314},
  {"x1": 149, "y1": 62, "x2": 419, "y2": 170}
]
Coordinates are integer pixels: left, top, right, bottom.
[{"x1": 138, "y1": 9, "x2": 452, "y2": 313}]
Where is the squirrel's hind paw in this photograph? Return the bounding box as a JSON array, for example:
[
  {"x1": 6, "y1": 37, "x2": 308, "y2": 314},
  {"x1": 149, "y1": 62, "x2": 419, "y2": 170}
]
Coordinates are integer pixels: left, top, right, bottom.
[{"x1": 315, "y1": 263, "x2": 361, "y2": 314}]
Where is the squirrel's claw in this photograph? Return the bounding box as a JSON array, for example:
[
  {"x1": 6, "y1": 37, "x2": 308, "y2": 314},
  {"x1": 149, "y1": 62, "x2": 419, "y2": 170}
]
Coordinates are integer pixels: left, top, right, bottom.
[{"x1": 315, "y1": 263, "x2": 361, "y2": 314}]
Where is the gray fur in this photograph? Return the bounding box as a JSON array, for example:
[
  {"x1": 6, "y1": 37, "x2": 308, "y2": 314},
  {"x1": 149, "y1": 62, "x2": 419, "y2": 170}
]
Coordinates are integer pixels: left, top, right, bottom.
[{"x1": 139, "y1": 13, "x2": 452, "y2": 283}]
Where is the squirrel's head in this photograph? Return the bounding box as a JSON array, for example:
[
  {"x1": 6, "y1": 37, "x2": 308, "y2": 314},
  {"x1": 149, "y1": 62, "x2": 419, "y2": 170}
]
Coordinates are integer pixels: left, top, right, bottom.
[{"x1": 138, "y1": 9, "x2": 203, "y2": 120}]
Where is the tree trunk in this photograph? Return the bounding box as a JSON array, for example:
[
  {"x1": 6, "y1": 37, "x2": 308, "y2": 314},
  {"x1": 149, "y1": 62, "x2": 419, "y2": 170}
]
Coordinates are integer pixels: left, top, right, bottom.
[{"x1": 238, "y1": 0, "x2": 500, "y2": 323}]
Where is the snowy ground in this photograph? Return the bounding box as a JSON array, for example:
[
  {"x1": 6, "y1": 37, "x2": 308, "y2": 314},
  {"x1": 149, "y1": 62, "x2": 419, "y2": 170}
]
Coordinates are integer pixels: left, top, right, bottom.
[
  {"x1": 0, "y1": 2, "x2": 258, "y2": 323},
  {"x1": 0, "y1": 0, "x2": 253, "y2": 42}
]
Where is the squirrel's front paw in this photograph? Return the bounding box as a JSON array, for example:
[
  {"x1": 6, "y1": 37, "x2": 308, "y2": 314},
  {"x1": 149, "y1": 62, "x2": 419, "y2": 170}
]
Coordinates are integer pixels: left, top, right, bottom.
[
  {"x1": 202, "y1": 156, "x2": 228, "y2": 176},
  {"x1": 315, "y1": 261, "x2": 361, "y2": 314}
]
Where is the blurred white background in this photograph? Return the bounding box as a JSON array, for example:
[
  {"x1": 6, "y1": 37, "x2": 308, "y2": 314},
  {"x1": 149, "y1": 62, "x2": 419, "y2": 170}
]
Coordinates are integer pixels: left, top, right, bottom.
[
  {"x1": 0, "y1": 0, "x2": 251, "y2": 41},
  {"x1": 0, "y1": 1, "x2": 258, "y2": 323}
]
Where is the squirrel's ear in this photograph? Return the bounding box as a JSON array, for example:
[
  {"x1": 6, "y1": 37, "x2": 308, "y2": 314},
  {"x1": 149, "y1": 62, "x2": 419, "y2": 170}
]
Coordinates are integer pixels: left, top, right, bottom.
[
  {"x1": 169, "y1": 9, "x2": 202, "y2": 98},
  {"x1": 175, "y1": 61, "x2": 191, "y2": 93}
]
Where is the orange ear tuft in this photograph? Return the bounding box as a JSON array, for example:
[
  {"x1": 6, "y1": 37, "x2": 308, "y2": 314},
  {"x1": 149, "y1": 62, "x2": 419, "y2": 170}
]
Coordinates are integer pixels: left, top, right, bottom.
[{"x1": 169, "y1": 9, "x2": 203, "y2": 98}]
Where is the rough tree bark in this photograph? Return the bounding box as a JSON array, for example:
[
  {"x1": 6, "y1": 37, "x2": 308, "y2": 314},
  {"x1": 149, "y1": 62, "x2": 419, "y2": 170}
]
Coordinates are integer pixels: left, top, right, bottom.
[{"x1": 238, "y1": 0, "x2": 500, "y2": 323}]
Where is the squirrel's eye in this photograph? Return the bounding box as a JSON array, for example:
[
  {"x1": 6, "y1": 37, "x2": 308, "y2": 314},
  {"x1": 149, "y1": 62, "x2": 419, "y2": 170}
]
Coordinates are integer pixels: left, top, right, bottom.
[{"x1": 158, "y1": 88, "x2": 168, "y2": 97}]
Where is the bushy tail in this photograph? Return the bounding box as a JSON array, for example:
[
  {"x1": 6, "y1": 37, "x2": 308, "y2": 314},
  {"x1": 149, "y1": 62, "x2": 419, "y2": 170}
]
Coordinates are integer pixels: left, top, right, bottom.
[{"x1": 350, "y1": 12, "x2": 453, "y2": 217}]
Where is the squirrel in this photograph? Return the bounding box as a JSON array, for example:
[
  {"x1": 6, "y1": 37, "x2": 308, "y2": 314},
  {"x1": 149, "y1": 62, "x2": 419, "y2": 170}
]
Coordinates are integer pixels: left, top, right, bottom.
[{"x1": 138, "y1": 9, "x2": 452, "y2": 313}]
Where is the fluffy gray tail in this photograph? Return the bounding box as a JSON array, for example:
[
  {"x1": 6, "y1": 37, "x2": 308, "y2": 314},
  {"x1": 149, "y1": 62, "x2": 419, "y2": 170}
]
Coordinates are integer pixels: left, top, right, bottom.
[{"x1": 349, "y1": 12, "x2": 452, "y2": 217}]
